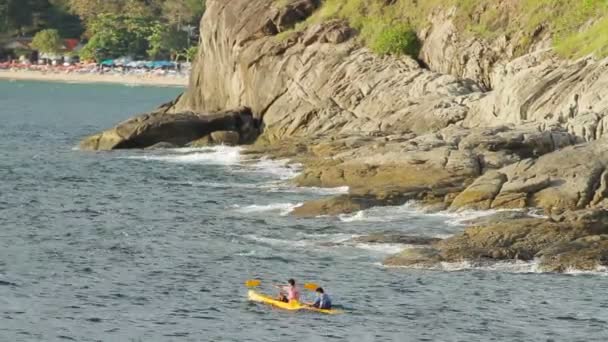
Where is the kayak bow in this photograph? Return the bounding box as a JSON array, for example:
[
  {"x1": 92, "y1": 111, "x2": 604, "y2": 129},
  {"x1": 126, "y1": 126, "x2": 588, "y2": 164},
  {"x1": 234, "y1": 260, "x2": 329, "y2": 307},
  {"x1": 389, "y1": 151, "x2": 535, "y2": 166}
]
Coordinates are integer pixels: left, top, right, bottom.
[{"x1": 247, "y1": 290, "x2": 342, "y2": 315}]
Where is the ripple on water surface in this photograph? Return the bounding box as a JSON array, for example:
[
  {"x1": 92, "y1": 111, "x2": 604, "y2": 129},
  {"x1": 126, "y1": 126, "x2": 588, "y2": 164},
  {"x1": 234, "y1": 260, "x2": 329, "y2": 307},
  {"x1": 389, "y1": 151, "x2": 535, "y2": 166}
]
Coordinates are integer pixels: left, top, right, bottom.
[{"x1": 2, "y1": 81, "x2": 608, "y2": 341}]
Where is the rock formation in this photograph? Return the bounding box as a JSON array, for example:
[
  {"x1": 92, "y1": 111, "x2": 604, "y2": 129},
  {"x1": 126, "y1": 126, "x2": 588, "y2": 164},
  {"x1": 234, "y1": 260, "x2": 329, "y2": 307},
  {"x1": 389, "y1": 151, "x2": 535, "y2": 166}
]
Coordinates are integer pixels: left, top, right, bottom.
[
  {"x1": 79, "y1": 0, "x2": 608, "y2": 272},
  {"x1": 79, "y1": 107, "x2": 257, "y2": 150},
  {"x1": 385, "y1": 209, "x2": 608, "y2": 272}
]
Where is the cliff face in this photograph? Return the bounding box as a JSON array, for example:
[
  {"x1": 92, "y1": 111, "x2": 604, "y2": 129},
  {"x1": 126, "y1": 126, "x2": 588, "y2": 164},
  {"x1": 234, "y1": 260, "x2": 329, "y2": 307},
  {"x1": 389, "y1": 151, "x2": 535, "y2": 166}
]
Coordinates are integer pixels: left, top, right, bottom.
[
  {"x1": 80, "y1": 0, "x2": 608, "y2": 272},
  {"x1": 174, "y1": 0, "x2": 608, "y2": 144},
  {"x1": 173, "y1": 0, "x2": 484, "y2": 142}
]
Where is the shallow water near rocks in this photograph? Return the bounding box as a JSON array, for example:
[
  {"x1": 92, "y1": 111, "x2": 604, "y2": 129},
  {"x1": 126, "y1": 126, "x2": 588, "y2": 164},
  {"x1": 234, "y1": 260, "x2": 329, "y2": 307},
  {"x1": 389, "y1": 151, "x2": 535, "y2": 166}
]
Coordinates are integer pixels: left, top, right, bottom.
[{"x1": 1, "y1": 80, "x2": 608, "y2": 341}]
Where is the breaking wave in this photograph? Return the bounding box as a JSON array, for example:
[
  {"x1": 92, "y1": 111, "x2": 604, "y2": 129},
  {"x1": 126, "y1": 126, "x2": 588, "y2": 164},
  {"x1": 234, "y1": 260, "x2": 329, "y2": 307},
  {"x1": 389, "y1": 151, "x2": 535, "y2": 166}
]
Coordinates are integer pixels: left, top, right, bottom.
[
  {"x1": 125, "y1": 146, "x2": 242, "y2": 165},
  {"x1": 382, "y1": 257, "x2": 608, "y2": 276},
  {"x1": 232, "y1": 202, "x2": 302, "y2": 216}
]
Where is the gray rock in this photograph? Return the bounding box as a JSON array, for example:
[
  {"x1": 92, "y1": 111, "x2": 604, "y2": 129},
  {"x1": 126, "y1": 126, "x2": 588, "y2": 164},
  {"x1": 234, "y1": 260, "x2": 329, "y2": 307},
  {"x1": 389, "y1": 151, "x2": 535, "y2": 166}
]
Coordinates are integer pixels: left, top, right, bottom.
[{"x1": 80, "y1": 107, "x2": 256, "y2": 150}]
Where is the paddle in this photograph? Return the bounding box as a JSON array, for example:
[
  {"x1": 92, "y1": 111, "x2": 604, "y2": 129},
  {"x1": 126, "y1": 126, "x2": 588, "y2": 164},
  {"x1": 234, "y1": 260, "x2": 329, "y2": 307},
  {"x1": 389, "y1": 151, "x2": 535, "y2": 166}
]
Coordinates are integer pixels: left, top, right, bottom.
[
  {"x1": 245, "y1": 279, "x2": 261, "y2": 287},
  {"x1": 304, "y1": 282, "x2": 320, "y2": 291},
  {"x1": 246, "y1": 280, "x2": 320, "y2": 291}
]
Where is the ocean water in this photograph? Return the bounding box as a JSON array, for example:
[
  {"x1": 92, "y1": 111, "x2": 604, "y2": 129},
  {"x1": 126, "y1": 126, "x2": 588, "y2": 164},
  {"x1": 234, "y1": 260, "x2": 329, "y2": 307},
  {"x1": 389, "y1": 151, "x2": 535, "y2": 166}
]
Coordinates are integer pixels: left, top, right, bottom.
[{"x1": 1, "y1": 80, "x2": 608, "y2": 342}]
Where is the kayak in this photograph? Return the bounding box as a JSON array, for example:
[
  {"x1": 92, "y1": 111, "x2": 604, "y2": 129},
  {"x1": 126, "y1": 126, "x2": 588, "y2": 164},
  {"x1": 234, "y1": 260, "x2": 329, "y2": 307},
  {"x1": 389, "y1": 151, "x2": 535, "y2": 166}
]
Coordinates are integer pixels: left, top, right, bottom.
[{"x1": 247, "y1": 290, "x2": 342, "y2": 314}]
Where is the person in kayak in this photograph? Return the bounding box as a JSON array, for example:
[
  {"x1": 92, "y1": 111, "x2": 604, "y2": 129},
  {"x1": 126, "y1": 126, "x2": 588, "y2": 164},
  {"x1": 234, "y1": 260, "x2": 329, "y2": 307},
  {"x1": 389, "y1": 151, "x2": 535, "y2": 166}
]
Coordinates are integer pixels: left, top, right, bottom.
[
  {"x1": 309, "y1": 287, "x2": 332, "y2": 309},
  {"x1": 275, "y1": 278, "x2": 300, "y2": 303}
]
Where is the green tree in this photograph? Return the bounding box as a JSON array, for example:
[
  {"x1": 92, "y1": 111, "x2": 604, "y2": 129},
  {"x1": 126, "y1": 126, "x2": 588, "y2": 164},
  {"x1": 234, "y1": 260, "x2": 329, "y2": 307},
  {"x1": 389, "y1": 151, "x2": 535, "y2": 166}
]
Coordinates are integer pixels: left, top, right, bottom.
[
  {"x1": 369, "y1": 23, "x2": 421, "y2": 57},
  {"x1": 0, "y1": 0, "x2": 83, "y2": 37},
  {"x1": 185, "y1": 45, "x2": 197, "y2": 62},
  {"x1": 40, "y1": 0, "x2": 208, "y2": 61},
  {"x1": 67, "y1": 0, "x2": 156, "y2": 25},
  {"x1": 31, "y1": 28, "x2": 62, "y2": 53},
  {"x1": 147, "y1": 25, "x2": 187, "y2": 60},
  {"x1": 0, "y1": 0, "x2": 8, "y2": 33},
  {"x1": 79, "y1": 13, "x2": 163, "y2": 61}
]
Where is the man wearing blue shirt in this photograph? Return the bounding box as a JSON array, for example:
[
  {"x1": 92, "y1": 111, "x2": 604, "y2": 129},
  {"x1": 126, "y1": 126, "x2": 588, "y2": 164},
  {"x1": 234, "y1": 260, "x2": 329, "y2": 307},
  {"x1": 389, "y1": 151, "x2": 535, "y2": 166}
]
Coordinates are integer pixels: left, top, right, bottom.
[{"x1": 310, "y1": 287, "x2": 332, "y2": 309}]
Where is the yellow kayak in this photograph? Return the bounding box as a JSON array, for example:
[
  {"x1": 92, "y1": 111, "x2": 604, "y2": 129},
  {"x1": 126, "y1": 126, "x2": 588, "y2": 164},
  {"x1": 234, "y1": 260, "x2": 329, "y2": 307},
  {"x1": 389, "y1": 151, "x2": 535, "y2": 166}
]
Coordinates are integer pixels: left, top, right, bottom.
[{"x1": 248, "y1": 290, "x2": 342, "y2": 315}]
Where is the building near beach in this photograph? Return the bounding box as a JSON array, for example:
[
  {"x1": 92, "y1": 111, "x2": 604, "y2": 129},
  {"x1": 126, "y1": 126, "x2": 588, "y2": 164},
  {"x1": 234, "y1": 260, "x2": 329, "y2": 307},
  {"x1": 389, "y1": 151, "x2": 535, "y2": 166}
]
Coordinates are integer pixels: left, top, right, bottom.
[{"x1": 2, "y1": 37, "x2": 82, "y2": 64}]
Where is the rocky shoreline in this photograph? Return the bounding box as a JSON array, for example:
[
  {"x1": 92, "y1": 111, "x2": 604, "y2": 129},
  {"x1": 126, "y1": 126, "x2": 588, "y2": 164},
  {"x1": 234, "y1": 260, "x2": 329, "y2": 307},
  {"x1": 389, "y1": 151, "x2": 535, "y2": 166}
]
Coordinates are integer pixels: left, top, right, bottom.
[{"x1": 79, "y1": 0, "x2": 608, "y2": 273}]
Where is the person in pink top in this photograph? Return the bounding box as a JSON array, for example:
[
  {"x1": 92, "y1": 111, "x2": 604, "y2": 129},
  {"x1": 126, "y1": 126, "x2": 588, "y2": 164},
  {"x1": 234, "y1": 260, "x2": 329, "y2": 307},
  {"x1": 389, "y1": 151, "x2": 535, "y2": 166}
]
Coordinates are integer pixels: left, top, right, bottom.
[{"x1": 275, "y1": 278, "x2": 300, "y2": 303}]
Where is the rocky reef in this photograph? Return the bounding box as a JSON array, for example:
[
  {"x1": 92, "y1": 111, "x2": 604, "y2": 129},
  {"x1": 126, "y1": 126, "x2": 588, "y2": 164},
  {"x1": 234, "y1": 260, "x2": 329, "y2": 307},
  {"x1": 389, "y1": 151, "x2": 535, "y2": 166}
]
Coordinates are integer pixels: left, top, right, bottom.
[{"x1": 80, "y1": 0, "x2": 608, "y2": 272}]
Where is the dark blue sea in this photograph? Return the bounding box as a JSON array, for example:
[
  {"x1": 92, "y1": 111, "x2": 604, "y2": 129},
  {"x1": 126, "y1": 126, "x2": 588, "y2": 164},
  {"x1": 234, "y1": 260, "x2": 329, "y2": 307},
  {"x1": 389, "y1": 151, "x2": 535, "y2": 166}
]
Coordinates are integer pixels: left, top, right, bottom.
[{"x1": 1, "y1": 80, "x2": 607, "y2": 341}]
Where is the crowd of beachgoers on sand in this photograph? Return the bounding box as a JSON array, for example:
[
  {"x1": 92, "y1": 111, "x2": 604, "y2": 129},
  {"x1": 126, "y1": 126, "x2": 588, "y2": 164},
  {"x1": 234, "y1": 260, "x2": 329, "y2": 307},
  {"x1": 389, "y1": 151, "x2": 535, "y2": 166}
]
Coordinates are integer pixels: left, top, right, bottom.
[
  {"x1": 0, "y1": 59, "x2": 190, "y2": 78},
  {"x1": 0, "y1": 58, "x2": 190, "y2": 86}
]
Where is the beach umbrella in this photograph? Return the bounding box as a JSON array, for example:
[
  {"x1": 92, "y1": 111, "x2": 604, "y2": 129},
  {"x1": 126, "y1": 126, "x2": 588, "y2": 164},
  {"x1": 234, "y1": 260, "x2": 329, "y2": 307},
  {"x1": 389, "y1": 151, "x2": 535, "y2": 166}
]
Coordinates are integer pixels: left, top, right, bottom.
[
  {"x1": 126, "y1": 61, "x2": 143, "y2": 68},
  {"x1": 151, "y1": 61, "x2": 176, "y2": 69},
  {"x1": 114, "y1": 57, "x2": 133, "y2": 66}
]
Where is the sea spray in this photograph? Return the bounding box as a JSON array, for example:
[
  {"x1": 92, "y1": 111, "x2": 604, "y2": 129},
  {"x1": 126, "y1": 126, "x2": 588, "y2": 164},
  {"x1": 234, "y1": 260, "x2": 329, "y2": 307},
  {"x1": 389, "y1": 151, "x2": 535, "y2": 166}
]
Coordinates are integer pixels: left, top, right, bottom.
[
  {"x1": 233, "y1": 202, "x2": 303, "y2": 216},
  {"x1": 126, "y1": 145, "x2": 242, "y2": 165}
]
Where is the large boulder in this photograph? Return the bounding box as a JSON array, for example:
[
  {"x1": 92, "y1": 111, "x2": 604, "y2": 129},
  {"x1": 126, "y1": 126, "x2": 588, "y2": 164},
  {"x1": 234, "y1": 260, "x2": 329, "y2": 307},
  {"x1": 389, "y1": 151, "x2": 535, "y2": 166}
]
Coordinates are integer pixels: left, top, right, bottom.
[{"x1": 80, "y1": 107, "x2": 257, "y2": 150}]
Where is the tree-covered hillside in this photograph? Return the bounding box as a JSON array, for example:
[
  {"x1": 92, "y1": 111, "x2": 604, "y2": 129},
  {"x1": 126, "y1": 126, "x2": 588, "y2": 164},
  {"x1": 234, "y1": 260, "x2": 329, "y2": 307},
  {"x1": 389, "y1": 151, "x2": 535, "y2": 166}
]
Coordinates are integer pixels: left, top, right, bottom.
[
  {"x1": 0, "y1": 0, "x2": 82, "y2": 38},
  {"x1": 0, "y1": 0, "x2": 205, "y2": 61}
]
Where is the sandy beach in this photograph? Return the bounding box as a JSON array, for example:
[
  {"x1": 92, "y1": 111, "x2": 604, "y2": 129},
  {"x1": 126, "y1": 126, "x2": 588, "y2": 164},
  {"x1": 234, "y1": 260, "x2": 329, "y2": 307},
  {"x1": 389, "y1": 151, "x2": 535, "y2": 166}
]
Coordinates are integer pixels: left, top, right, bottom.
[{"x1": 0, "y1": 69, "x2": 188, "y2": 87}]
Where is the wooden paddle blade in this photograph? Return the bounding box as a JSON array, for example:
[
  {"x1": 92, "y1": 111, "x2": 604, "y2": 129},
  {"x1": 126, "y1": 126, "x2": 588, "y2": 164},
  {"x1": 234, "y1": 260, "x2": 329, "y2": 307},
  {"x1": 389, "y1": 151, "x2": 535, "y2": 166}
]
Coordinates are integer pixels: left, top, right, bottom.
[
  {"x1": 304, "y1": 283, "x2": 319, "y2": 291},
  {"x1": 246, "y1": 279, "x2": 261, "y2": 287}
]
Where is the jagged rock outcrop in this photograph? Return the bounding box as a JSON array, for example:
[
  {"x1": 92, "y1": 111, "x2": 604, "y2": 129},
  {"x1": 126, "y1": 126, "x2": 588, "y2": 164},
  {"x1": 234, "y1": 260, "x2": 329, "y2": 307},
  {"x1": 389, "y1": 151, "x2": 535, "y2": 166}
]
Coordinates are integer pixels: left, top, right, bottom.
[
  {"x1": 384, "y1": 209, "x2": 608, "y2": 272},
  {"x1": 79, "y1": 107, "x2": 257, "y2": 150}
]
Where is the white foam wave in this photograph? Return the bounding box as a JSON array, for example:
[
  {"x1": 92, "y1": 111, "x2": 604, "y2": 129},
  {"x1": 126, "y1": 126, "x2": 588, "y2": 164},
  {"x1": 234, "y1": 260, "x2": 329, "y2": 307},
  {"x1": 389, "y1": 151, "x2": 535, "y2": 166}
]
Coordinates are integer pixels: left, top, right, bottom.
[
  {"x1": 268, "y1": 185, "x2": 350, "y2": 195},
  {"x1": 243, "y1": 235, "x2": 311, "y2": 248},
  {"x1": 354, "y1": 243, "x2": 413, "y2": 255},
  {"x1": 183, "y1": 181, "x2": 258, "y2": 189},
  {"x1": 293, "y1": 232, "x2": 416, "y2": 254},
  {"x1": 432, "y1": 234, "x2": 454, "y2": 239},
  {"x1": 233, "y1": 202, "x2": 302, "y2": 216},
  {"x1": 437, "y1": 259, "x2": 543, "y2": 273},
  {"x1": 238, "y1": 157, "x2": 302, "y2": 180},
  {"x1": 126, "y1": 146, "x2": 242, "y2": 165},
  {"x1": 338, "y1": 211, "x2": 367, "y2": 222},
  {"x1": 563, "y1": 265, "x2": 608, "y2": 276},
  {"x1": 296, "y1": 232, "x2": 361, "y2": 244},
  {"x1": 383, "y1": 258, "x2": 543, "y2": 273},
  {"x1": 236, "y1": 250, "x2": 257, "y2": 257},
  {"x1": 167, "y1": 147, "x2": 223, "y2": 153},
  {"x1": 527, "y1": 208, "x2": 549, "y2": 219},
  {"x1": 337, "y1": 202, "x2": 420, "y2": 223},
  {"x1": 337, "y1": 202, "x2": 540, "y2": 228},
  {"x1": 382, "y1": 256, "x2": 608, "y2": 275}
]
